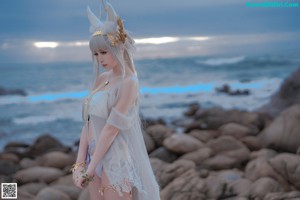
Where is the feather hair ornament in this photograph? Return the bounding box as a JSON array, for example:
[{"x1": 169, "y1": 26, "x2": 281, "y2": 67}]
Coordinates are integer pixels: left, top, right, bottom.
[{"x1": 87, "y1": 2, "x2": 127, "y2": 47}]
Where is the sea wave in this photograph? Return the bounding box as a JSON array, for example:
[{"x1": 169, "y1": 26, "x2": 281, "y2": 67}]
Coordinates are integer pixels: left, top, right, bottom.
[{"x1": 197, "y1": 56, "x2": 246, "y2": 66}]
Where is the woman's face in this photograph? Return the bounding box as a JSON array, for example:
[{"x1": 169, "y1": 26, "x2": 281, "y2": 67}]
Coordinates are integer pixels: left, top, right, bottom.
[{"x1": 93, "y1": 49, "x2": 118, "y2": 70}]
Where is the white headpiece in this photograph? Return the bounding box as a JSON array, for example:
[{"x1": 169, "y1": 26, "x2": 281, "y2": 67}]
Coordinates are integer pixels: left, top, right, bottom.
[{"x1": 87, "y1": 3, "x2": 127, "y2": 47}]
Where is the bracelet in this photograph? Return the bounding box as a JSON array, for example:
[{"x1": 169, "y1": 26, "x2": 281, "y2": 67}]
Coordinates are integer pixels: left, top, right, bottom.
[
  {"x1": 81, "y1": 169, "x2": 95, "y2": 186},
  {"x1": 70, "y1": 162, "x2": 86, "y2": 173}
]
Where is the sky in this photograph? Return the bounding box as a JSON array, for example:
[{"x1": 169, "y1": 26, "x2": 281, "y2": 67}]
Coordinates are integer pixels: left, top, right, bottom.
[{"x1": 0, "y1": 0, "x2": 300, "y2": 63}]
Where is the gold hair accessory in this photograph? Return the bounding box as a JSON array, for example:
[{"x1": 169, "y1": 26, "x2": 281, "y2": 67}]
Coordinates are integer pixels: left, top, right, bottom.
[
  {"x1": 92, "y1": 17, "x2": 127, "y2": 47},
  {"x1": 92, "y1": 30, "x2": 103, "y2": 37}
]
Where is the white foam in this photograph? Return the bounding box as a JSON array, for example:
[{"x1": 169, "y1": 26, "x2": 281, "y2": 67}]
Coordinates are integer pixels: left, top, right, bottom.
[{"x1": 197, "y1": 56, "x2": 245, "y2": 66}]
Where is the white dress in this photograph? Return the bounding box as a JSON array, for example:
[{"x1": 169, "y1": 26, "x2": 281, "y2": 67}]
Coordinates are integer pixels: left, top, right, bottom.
[{"x1": 82, "y1": 75, "x2": 161, "y2": 200}]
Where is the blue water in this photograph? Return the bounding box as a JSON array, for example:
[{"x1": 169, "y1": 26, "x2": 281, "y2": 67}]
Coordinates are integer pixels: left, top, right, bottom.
[{"x1": 0, "y1": 52, "x2": 300, "y2": 150}]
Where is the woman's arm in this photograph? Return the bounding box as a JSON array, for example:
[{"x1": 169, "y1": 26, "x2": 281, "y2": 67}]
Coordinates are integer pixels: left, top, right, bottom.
[
  {"x1": 86, "y1": 77, "x2": 138, "y2": 174},
  {"x1": 76, "y1": 126, "x2": 88, "y2": 163}
]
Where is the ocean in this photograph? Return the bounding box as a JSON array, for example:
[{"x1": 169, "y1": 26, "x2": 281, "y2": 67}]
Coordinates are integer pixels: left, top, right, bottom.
[{"x1": 0, "y1": 52, "x2": 300, "y2": 151}]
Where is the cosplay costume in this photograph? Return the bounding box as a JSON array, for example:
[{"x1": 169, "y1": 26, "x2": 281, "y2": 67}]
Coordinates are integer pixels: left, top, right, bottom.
[{"x1": 81, "y1": 2, "x2": 161, "y2": 200}]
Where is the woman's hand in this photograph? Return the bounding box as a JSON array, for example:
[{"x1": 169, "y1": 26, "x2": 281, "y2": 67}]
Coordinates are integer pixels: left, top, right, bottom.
[{"x1": 72, "y1": 166, "x2": 87, "y2": 189}]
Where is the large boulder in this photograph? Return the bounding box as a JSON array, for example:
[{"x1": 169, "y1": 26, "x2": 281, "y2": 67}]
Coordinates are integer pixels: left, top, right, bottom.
[
  {"x1": 259, "y1": 104, "x2": 300, "y2": 153},
  {"x1": 36, "y1": 151, "x2": 75, "y2": 169},
  {"x1": 13, "y1": 166, "x2": 64, "y2": 184},
  {"x1": 28, "y1": 135, "x2": 70, "y2": 158},
  {"x1": 269, "y1": 153, "x2": 300, "y2": 190},
  {"x1": 157, "y1": 159, "x2": 196, "y2": 189},
  {"x1": 163, "y1": 134, "x2": 204, "y2": 154},
  {"x1": 219, "y1": 123, "x2": 258, "y2": 139},
  {"x1": 249, "y1": 177, "x2": 285, "y2": 199},
  {"x1": 160, "y1": 168, "x2": 206, "y2": 200},
  {"x1": 202, "y1": 136, "x2": 250, "y2": 170},
  {"x1": 145, "y1": 124, "x2": 173, "y2": 147},
  {"x1": 258, "y1": 67, "x2": 300, "y2": 116},
  {"x1": 245, "y1": 158, "x2": 290, "y2": 190}
]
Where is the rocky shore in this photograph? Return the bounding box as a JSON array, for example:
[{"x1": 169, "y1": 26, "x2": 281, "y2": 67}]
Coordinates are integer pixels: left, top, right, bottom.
[{"x1": 1, "y1": 67, "x2": 300, "y2": 200}]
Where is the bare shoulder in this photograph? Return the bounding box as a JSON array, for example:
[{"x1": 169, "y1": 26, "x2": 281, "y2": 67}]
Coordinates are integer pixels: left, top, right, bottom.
[{"x1": 122, "y1": 75, "x2": 138, "y2": 89}]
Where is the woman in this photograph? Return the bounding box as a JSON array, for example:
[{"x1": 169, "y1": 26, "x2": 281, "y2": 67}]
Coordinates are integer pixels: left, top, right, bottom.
[{"x1": 70, "y1": 2, "x2": 161, "y2": 200}]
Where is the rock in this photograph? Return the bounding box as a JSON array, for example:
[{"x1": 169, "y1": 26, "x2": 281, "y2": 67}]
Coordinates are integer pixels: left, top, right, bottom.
[
  {"x1": 0, "y1": 152, "x2": 20, "y2": 163},
  {"x1": 50, "y1": 174, "x2": 73, "y2": 185},
  {"x1": 13, "y1": 166, "x2": 64, "y2": 184},
  {"x1": 19, "y1": 157, "x2": 38, "y2": 169},
  {"x1": 150, "y1": 158, "x2": 168, "y2": 186},
  {"x1": 142, "y1": 130, "x2": 156, "y2": 153},
  {"x1": 250, "y1": 148, "x2": 277, "y2": 160},
  {"x1": 28, "y1": 134, "x2": 70, "y2": 158},
  {"x1": 160, "y1": 168, "x2": 206, "y2": 200},
  {"x1": 226, "y1": 178, "x2": 252, "y2": 198},
  {"x1": 245, "y1": 158, "x2": 290, "y2": 190},
  {"x1": 258, "y1": 66, "x2": 300, "y2": 116},
  {"x1": 202, "y1": 136, "x2": 250, "y2": 170},
  {"x1": 0, "y1": 86, "x2": 27, "y2": 96},
  {"x1": 17, "y1": 189, "x2": 35, "y2": 200},
  {"x1": 240, "y1": 136, "x2": 262, "y2": 151},
  {"x1": 259, "y1": 104, "x2": 300, "y2": 153},
  {"x1": 264, "y1": 191, "x2": 300, "y2": 200},
  {"x1": 188, "y1": 130, "x2": 219, "y2": 143},
  {"x1": 35, "y1": 187, "x2": 71, "y2": 200},
  {"x1": 249, "y1": 177, "x2": 285, "y2": 200},
  {"x1": 269, "y1": 153, "x2": 300, "y2": 190},
  {"x1": 50, "y1": 185, "x2": 81, "y2": 200},
  {"x1": 4, "y1": 143, "x2": 31, "y2": 159},
  {"x1": 194, "y1": 108, "x2": 264, "y2": 131},
  {"x1": 149, "y1": 147, "x2": 178, "y2": 163},
  {"x1": 183, "y1": 102, "x2": 200, "y2": 117},
  {"x1": 163, "y1": 134, "x2": 204, "y2": 154},
  {"x1": 183, "y1": 120, "x2": 208, "y2": 133},
  {"x1": 36, "y1": 151, "x2": 74, "y2": 169},
  {"x1": 179, "y1": 147, "x2": 212, "y2": 166},
  {"x1": 158, "y1": 159, "x2": 196, "y2": 189},
  {"x1": 206, "y1": 170, "x2": 246, "y2": 198},
  {"x1": 145, "y1": 124, "x2": 173, "y2": 147},
  {"x1": 19, "y1": 182, "x2": 47, "y2": 195},
  {"x1": 0, "y1": 160, "x2": 20, "y2": 175},
  {"x1": 219, "y1": 123, "x2": 258, "y2": 139}
]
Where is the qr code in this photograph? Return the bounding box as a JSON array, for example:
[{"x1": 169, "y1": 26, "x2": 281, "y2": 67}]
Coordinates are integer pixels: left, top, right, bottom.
[{"x1": 1, "y1": 183, "x2": 17, "y2": 199}]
